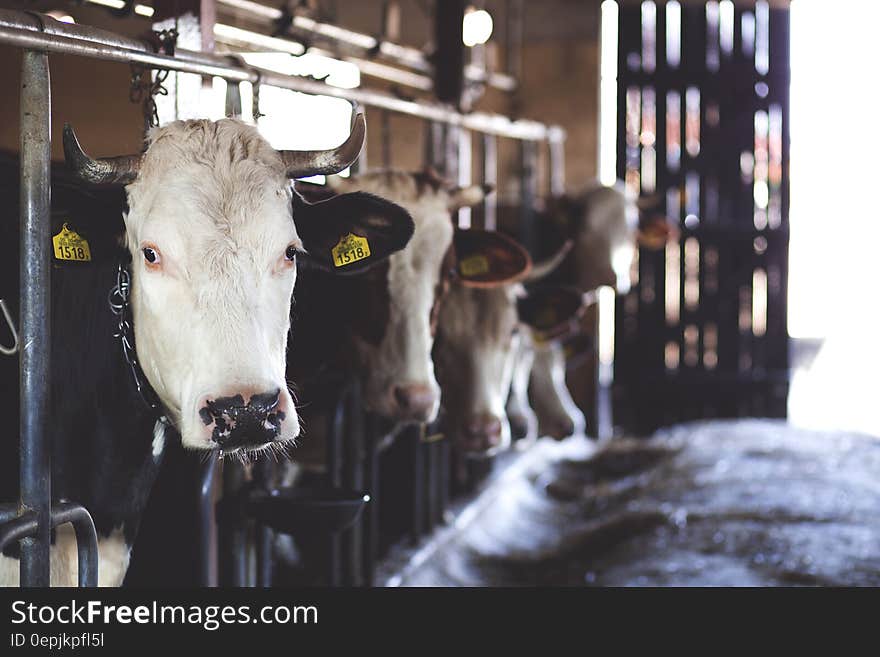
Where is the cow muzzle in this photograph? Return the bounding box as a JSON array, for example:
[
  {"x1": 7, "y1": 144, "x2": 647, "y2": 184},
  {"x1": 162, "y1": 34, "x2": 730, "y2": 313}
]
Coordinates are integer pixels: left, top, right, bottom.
[
  {"x1": 197, "y1": 388, "x2": 295, "y2": 450},
  {"x1": 459, "y1": 412, "x2": 505, "y2": 455},
  {"x1": 391, "y1": 383, "x2": 439, "y2": 423}
]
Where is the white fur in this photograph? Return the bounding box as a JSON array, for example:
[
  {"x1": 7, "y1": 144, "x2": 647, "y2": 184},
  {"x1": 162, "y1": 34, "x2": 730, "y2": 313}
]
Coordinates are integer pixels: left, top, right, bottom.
[
  {"x1": 529, "y1": 341, "x2": 586, "y2": 439},
  {"x1": 0, "y1": 527, "x2": 130, "y2": 587},
  {"x1": 152, "y1": 417, "x2": 167, "y2": 460},
  {"x1": 124, "y1": 119, "x2": 299, "y2": 448},
  {"x1": 571, "y1": 182, "x2": 639, "y2": 293},
  {"x1": 329, "y1": 172, "x2": 482, "y2": 422},
  {"x1": 506, "y1": 336, "x2": 538, "y2": 442},
  {"x1": 436, "y1": 283, "x2": 522, "y2": 450}
]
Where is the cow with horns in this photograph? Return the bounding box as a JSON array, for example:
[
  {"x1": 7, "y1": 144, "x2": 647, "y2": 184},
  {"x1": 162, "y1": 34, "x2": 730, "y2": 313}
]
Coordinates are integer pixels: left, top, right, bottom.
[
  {"x1": 0, "y1": 113, "x2": 414, "y2": 586},
  {"x1": 280, "y1": 170, "x2": 495, "y2": 473}
]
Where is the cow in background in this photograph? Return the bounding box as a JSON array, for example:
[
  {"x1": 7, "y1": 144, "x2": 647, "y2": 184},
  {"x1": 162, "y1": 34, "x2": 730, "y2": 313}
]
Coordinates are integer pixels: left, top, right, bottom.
[
  {"x1": 283, "y1": 170, "x2": 492, "y2": 473},
  {"x1": 503, "y1": 182, "x2": 674, "y2": 442},
  {"x1": 434, "y1": 237, "x2": 582, "y2": 455},
  {"x1": 1, "y1": 113, "x2": 414, "y2": 586}
]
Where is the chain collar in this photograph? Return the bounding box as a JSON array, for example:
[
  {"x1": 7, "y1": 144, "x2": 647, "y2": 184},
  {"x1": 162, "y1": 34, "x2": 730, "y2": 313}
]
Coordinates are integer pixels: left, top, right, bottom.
[{"x1": 108, "y1": 261, "x2": 163, "y2": 414}]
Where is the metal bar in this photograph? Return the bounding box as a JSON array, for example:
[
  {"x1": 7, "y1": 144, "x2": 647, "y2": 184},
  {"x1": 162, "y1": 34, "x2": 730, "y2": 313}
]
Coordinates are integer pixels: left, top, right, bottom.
[
  {"x1": 51, "y1": 502, "x2": 99, "y2": 588},
  {"x1": 197, "y1": 458, "x2": 218, "y2": 587},
  {"x1": 0, "y1": 504, "x2": 99, "y2": 587},
  {"x1": 410, "y1": 426, "x2": 425, "y2": 544},
  {"x1": 518, "y1": 139, "x2": 538, "y2": 252},
  {"x1": 0, "y1": 11, "x2": 562, "y2": 142},
  {"x1": 549, "y1": 137, "x2": 566, "y2": 198},
  {"x1": 214, "y1": 0, "x2": 516, "y2": 92},
  {"x1": 0, "y1": 513, "x2": 36, "y2": 554},
  {"x1": 481, "y1": 133, "x2": 497, "y2": 230},
  {"x1": 19, "y1": 49, "x2": 51, "y2": 588},
  {"x1": 0, "y1": 503, "x2": 18, "y2": 524},
  {"x1": 219, "y1": 462, "x2": 248, "y2": 586},
  {"x1": 362, "y1": 425, "x2": 380, "y2": 587},
  {"x1": 255, "y1": 526, "x2": 272, "y2": 587}
]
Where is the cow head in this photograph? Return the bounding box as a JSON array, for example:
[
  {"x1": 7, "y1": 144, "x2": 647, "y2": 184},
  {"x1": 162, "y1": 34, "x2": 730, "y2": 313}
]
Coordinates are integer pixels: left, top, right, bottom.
[
  {"x1": 548, "y1": 184, "x2": 675, "y2": 294},
  {"x1": 325, "y1": 170, "x2": 489, "y2": 424},
  {"x1": 434, "y1": 229, "x2": 533, "y2": 455},
  {"x1": 64, "y1": 114, "x2": 412, "y2": 453}
]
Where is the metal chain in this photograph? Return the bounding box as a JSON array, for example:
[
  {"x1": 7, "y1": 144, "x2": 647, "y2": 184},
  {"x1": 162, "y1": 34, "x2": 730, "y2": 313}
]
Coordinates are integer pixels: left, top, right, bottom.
[
  {"x1": 252, "y1": 71, "x2": 264, "y2": 121},
  {"x1": 108, "y1": 262, "x2": 160, "y2": 411},
  {"x1": 129, "y1": 28, "x2": 178, "y2": 132}
]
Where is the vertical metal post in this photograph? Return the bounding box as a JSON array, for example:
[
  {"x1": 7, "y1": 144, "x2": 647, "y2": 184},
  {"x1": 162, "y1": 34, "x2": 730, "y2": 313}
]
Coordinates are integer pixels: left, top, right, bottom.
[
  {"x1": 548, "y1": 135, "x2": 566, "y2": 198},
  {"x1": 481, "y1": 133, "x2": 498, "y2": 230},
  {"x1": 457, "y1": 128, "x2": 472, "y2": 228},
  {"x1": 197, "y1": 458, "x2": 218, "y2": 586},
  {"x1": 518, "y1": 139, "x2": 538, "y2": 252},
  {"x1": 219, "y1": 462, "x2": 248, "y2": 586},
  {"x1": 409, "y1": 426, "x2": 425, "y2": 544},
  {"x1": 19, "y1": 49, "x2": 51, "y2": 588},
  {"x1": 361, "y1": 424, "x2": 380, "y2": 587}
]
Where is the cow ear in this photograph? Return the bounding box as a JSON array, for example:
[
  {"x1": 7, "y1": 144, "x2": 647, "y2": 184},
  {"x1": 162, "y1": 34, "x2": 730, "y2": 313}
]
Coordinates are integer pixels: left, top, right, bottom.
[
  {"x1": 293, "y1": 190, "x2": 415, "y2": 275},
  {"x1": 449, "y1": 184, "x2": 493, "y2": 211},
  {"x1": 453, "y1": 228, "x2": 531, "y2": 287},
  {"x1": 637, "y1": 214, "x2": 677, "y2": 250},
  {"x1": 517, "y1": 285, "x2": 588, "y2": 340}
]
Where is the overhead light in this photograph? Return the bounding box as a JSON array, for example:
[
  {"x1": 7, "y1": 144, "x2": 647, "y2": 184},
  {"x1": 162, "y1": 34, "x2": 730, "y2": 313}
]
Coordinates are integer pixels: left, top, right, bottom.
[
  {"x1": 85, "y1": 0, "x2": 125, "y2": 8},
  {"x1": 81, "y1": 0, "x2": 154, "y2": 16},
  {"x1": 462, "y1": 8, "x2": 493, "y2": 47},
  {"x1": 46, "y1": 10, "x2": 75, "y2": 23},
  {"x1": 214, "y1": 23, "x2": 306, "y2": 56}
]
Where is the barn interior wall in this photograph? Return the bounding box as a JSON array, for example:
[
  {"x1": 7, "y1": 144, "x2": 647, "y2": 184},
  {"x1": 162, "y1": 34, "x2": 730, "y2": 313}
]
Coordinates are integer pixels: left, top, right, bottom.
[{"x1": 0, "y1": 3, "x2": 149, "y2": 161}]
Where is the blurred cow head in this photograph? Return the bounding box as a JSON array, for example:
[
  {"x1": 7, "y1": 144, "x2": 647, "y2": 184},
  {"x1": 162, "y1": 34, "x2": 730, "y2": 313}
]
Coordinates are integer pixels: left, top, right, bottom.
[
  {"x1": 549, "y1": 183, "x2": 675, "y2": 294},
  {"x1": 434, "y1": 229, "x2": 535, "y2": 455},
  {"x1": 64, "y1": 114, "x2": 412, "y2": 453},
  {"x1": 325, "y1": 170, "x2": 489, "y2": 424}
]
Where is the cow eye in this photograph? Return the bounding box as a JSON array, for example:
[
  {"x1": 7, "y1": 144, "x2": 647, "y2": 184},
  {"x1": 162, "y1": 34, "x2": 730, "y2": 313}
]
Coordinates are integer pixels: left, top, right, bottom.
[
  {"x1": 142, "y1": 247, "x2": 159, "y2": 264},
  {"x1": 285, "y1": 245, "x2": 297, "y2": 262}
]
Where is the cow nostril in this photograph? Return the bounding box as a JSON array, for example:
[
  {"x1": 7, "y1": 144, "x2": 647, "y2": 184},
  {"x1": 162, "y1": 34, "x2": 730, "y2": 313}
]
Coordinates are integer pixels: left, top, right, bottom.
[
  {"x1": 393, "y1": 384, "x2": 436, "y2": 415},
  {"x1": 249, "y1": 388, "x2": 281, "y2": 414},
  {"x1": 393, "y1": 386, "x2": 411, "y2": 410},
  {"x1": 466, "y1": 415, "x2": 502, "y2": 439}
]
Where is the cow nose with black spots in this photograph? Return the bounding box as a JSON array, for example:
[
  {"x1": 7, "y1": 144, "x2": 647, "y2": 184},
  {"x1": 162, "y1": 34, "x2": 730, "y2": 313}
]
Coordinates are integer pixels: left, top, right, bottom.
[{"x1": 197, "y1": 387, "x2": 297, "y2": 450}]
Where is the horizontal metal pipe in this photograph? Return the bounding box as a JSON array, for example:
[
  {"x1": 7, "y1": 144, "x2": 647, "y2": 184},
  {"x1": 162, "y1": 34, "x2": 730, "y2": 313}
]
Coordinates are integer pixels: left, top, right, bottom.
[
  {"x1": 0, "y1": 512, "x2": 37, "y2": 554},
  {"x1": 215, "y1": 0, "x2": 517, "y2": 91},
  {"x1": 0, "y1": 12, "x2": 565, "y2": 142}
]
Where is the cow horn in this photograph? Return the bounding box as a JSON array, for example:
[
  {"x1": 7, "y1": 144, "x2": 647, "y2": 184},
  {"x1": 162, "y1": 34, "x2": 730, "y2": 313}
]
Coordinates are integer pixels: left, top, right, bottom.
[
  {"x1": 525, "y1": 239, "x2": 573, "y2": 282},
  {"x1": 279, "y1": 112, "x2": 366, "y2": 179},
  {"x1": 63, "y1": 123, "x2": 142, "y2": 185}
]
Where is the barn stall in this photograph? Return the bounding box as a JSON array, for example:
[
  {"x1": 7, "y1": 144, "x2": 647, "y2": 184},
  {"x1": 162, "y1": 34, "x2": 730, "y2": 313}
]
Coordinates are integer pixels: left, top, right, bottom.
[{"x1": 0, "y1": 0, "x2": 875, "y2": 590}]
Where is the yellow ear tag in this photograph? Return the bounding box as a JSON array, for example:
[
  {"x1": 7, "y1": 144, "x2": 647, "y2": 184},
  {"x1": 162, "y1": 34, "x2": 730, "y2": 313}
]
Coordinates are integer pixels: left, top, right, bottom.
[
  {"x1": 331, "y1": 233, "x2": 371, "y2": 268},
  {"x1": 459, "y1": 254, "x2": 489, "y2": 277},
  {"x1": 53, "y1": 223, "x2": 92, "y2": 262}
]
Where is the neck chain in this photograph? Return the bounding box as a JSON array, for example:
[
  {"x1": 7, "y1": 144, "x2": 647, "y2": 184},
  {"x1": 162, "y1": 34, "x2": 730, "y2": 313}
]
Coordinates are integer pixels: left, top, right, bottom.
[{"x1": 108, "y1": 260, "x2": 164, "y2": 415}]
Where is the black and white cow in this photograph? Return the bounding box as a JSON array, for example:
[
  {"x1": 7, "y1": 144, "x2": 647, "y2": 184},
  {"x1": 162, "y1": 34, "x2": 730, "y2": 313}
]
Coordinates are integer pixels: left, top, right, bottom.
[{"x1": 0, "y1": 113, "x2": 413, "y2": 585}]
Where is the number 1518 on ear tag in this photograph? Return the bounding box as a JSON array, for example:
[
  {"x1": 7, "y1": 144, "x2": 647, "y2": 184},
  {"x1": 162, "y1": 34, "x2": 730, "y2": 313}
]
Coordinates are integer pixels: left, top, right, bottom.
[
  {"x1": 332, "y1": 233, "x2": 371, "y2": 268},
  {"x1": 53, "y1": 223, "x2": 92, "y2": 262}
]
